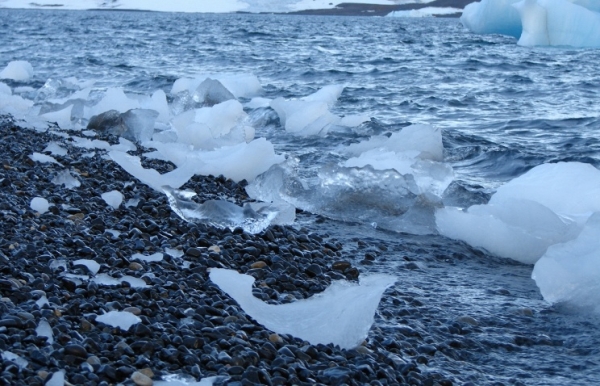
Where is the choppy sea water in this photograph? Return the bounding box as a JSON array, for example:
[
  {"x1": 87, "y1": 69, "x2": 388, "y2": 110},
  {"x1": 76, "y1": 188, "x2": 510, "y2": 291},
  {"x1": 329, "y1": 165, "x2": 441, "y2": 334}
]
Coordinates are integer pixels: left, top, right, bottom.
[{"x1": 2, "y1": 9, "x2": 600, "y2": 385}]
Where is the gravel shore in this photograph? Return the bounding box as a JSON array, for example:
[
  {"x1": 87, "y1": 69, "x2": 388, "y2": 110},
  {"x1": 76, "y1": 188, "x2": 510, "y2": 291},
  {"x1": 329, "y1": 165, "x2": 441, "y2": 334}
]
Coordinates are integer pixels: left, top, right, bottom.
[{"x1": 0, "y1": 115, "x2": 459, "y2": 386}]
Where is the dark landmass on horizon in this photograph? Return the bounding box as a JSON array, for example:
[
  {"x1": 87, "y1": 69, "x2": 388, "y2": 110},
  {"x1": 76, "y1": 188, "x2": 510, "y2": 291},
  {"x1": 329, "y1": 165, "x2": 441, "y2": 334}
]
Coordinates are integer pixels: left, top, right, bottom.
[{"x1": 284, "y1": 0, "x2": 473, "y2": 17}]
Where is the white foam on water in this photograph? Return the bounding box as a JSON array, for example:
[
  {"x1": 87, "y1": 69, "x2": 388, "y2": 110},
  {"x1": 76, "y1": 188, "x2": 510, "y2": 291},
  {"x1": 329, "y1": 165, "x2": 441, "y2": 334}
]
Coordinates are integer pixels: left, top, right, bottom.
[{"x1": 210, "y1": 268, "x2": 396, "y2": 349}]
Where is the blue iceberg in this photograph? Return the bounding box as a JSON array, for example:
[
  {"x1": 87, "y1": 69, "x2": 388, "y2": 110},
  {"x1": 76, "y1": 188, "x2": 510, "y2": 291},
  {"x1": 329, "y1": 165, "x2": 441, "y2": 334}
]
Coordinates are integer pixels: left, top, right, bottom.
[{"x1": 461, "y1": 0, "x2": 600, "y2": 47}]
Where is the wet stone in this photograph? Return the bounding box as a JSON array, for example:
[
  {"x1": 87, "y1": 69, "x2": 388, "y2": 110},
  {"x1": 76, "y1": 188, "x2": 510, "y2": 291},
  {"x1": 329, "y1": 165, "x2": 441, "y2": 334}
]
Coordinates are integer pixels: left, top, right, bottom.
[{"x1": 64, "y1": 344, "x2": 88, "y2": 358}]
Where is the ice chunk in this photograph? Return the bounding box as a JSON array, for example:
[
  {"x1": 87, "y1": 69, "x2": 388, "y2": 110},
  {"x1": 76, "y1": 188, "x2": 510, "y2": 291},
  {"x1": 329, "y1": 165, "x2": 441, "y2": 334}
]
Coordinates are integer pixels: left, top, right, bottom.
[
  {"x1": 171, "y1": 73, "x2": 262, "y2": 99},
  {"x1": 88, "y1": 88, "x2": 140, "y2": 117},
  {"x1": 210, "y1": 268, "x2": 396, "y2": 349},
  {"x1": 1, "y1": 351, "x2": 28, "y2": 369},
  {"x1": 44, "y1": 142, "x2": 68, "y2": 156},
  {"x1": 87, "y1": 109, "x2": 158, "y2": 143},
  {"x1": 490, "y1": 162, "x2": 600, "y2": 223},
  {"x1": 164, "y1": 248, "x2": 184, "y2": 258},
  {"x1": 0, "y1": 82, "x2": 11, "y2": 95},
  {"x1": 92, "y1": 273, "x2": 148, "y2": 288},
  {"x1": 40, "y1": 105, "x2": 73, "y2": 130},
  {"x1": 51, "y1": 169, "x2": 81, "y2": 189},
  {"x1": 132, "y1": 252, "x2": 164, "y2": 263},
  {"x1": 0, "y1": 60, "x2": 34, "y2": 81},
  {"x1": 45, "y1": 371, "x2": 64, "y2": 386},
  {"x1": 194, "y1": 78, "x2": 235, "y2": 106},
  {"x1": 73, "y1": 259, "x2": 100, "y2": 275},
  {"x1": 96, "y1": 310, "x2": 141, "y2": 331},
  {"x1": 533, "y1": 213, "x2": 600, "y2": 313},
  {"x1": 155, "y1": 375, "x2": 224, "y2": 386},
  {"x1": 163, "y1": 186, "x2": 294, "y2": 234},
  {"x1": 101, "y1": 190, "x2": 123, "y2": 209},
  {"x1": 245, "y1": 97, "x2": 272, "y2": 109},
  {"x1": 437, "y1": 162, "x2": 600, "y2": 263},
  {"x1": 30, "y1": 197, "x2": 50, "y2": 214},
  {"x1": 149, "y1": 138, "x2": 285, "y2": 183},
  {"x1": 143, "y1": 89, "x2": 170, "y2": 123},
  {"x1": 270, "y1": 97, "x2": 338, "y2": 136},
  {"x1": 172, "y1": 100, "x2": 250, "y2": 150},
  {"x1": 30, "y1": 152, "x2": 60, "y2": 165},
  {"x1": 36, "y1": 295, "x2": 49, "y2": 308},
  {"x1": 461, "y1": 0, "x2": 522, "y2": 38},
  {"x1": 35, "y1": 319, "x2": 54, "y2": 344},
  {"x1": 514, "y1": 0, "x2": 600, "y2": 48},
  {"x1": 109, "y1": 151, "x2": 195, "y2": 191}
]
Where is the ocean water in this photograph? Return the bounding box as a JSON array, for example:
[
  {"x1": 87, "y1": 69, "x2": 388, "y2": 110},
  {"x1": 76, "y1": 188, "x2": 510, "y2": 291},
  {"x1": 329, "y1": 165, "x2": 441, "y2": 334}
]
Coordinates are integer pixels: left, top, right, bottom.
[{"x1": 2, "y1": 9, "x2": 600, "y2": 385}]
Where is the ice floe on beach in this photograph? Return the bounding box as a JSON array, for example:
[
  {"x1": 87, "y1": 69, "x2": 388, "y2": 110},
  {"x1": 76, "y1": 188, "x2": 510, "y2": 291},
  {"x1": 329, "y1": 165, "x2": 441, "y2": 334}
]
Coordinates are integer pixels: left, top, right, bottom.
[
  {"x1": 461, "y1": 0, "x2": 600, "y2": 47},
  {"x1": 95, "y1": 310, "x2": 141, "y2": 331},
  {"x1": 210, "y1": 268, "x2": 396, "y2": 349}
]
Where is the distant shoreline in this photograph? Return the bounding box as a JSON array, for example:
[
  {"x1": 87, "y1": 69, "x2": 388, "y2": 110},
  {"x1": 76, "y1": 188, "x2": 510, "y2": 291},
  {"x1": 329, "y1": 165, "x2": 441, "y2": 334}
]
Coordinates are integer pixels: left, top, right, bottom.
[{"x1": 0, "y1": 1, "x2": 472, "y2": 17}]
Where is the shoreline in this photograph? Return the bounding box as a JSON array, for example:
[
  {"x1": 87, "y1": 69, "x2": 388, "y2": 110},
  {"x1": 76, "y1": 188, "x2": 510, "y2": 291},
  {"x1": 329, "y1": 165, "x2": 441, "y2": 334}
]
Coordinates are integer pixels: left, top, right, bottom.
[{"x1": 0, "y1": 1, "x2": 472, "y2": 17}]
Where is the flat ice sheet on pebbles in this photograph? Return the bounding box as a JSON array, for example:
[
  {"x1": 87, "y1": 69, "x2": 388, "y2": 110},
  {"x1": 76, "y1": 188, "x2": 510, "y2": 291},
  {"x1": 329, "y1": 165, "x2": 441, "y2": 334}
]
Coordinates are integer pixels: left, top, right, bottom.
[
  {"x1": 30, "y1": 197, "x2": 50, "y2": 214},
  {"x1": 95, "y1": 310, "x2": 141, "y2": 331},
  {"x1": 209, "y1": 268, "x2": 396, "y2": 349},
  {"x1": 1, "y1": 351, "x2": 28, "y2": 369},
  {"x1": 29, "y1": 152, "x2": 60, "y2": 165},
  {"x1": 35, "y1": 319, "x2": 54, "y2": 344},
  {"x1": 73, "y1": 259, "x2": 100, "y2": 275},
  {"x1": 51, "y1": 169, "x2": 81, "y2": 189},
  {"x1": 44, "y1": 142, "x2": 68, "y2": 156},
  {"x1": 154, "y1": 375, "x2": 224, "y2": 386},
  {"x1": 533, "y1": 213, "x2": 600, "y2": 313},
  {"x1": 132, "y1": 252, "x2": 164, "y2": 262},
  {"x1": 101, "y1": 190, "x2": 124, "y2": 209},
  {"x1": 109, "y1": 150, "x2": 195, "y2": 191},
  {"x1": 92, "y1": 273, "x2": 148, "y2": 288},
  {"x1": 45, "y1": 371, "x2": 65, "y2": 386}
]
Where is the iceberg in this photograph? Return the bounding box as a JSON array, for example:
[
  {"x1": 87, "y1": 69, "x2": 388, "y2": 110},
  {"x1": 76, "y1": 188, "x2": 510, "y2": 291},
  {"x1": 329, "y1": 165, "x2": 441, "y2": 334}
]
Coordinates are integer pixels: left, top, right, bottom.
[
  {"x1": 461, "y1": 0, "x2": 600, "y2": 47},
  {"x1": 533, "y1": 213, "x2": 600, "y2": 313},
  {"x1": 0, "y1": 61, "x2": 34, "y2": 81},
  {"x1": 163, "y1": 186, "x2": 294, "y2": 234},
  {"x1": 436, "y1": 162, "x2": 600, "y2": 263},
  {"x1": 514, "y1": 0, "x2": 600, "y2": 47},
  {"x1": 209, "y1": 268, "x2": 396, "y2": 349},
  {"x1": 96, "y1": 310, "x2": 141, "y2": 331}
]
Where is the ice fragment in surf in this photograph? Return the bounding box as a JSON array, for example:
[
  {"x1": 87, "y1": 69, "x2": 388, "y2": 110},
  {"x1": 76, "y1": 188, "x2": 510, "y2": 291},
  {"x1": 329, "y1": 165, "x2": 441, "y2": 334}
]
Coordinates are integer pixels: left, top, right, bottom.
[
  {"x1": 436, "y1": 162, "x2": 600, "y2": 263},
  {"x1": 0, "y1": 82, "x2": 11, "y2": 95},
  {"x1": 87, "y1": 88, "x2": 140, "y2": 117},
  {"x1": 533, "y1": 212, "x2": 600, "y2": 313},
  {"x1": 109, "y1": 150, "x2": 196, "y2": 191},
  {"x1": 96, "y1": 310, "x2": 141, "y2": 331},
  {"x1": 30, "y1": 197, "x2": 50, "y2": 214},
  {"x1": 210, "y1": 268, "x2": 396, "y2": 349},
  {"x1": 171, "y1": 73, "x2": 262, "y2": 99},
  {"x1": 73, "y1": 259, "x2": 100, "y2": 275},
  {"x1": 147, "y1": 138, "x2": 284, "y2": 183},
  {"x1": 51, "y1": 169, "x2": 80, "y2": 189},
  {"x1": 35, "y1": 319, "x2": 54, "y2": 344},
  {"x1": 1, "y1": 351, "x2": 28, "y2": 369},
  {"x1": 194, "y1": 78, "x2": 236, "y2": 106},
  {"x1": 101, "y1": 190, "x2": 124, "y2": 209},
  {"x1": 0, "y1": 60, "x2": 34, "y2": 81},
  {"x1": 163, "y1": 186, "x2": 294, "y2": 234}
]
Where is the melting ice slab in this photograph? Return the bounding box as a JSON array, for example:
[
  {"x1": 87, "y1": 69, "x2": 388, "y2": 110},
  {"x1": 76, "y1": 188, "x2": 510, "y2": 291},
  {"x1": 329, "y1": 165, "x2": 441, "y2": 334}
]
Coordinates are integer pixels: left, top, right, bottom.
[
  {"x1": 96, "y1": 310, "x2": 141, "y2": 331},
  {"x1": 209, "y1": 268, "x2": 396, "y2": 349},
  {"x1": 533, "y1": 213, "x2": 600, "y2": 313},
  {"x1": 436, "y1": 162, "x2": 600, "y2": 264}
]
